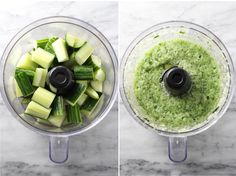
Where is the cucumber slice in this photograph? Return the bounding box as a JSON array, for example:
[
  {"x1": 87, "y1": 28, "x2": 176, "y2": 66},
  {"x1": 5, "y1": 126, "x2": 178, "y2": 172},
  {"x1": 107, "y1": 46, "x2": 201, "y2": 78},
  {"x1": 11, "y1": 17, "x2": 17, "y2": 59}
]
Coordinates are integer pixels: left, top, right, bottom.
[
  {"x1": 15, "y1": 68, "x2": 35, "y2": 81},
  {"x1": 32, "y1": 48, "x2": 55, "y2": 69},
  {"x1": 32, "y1": 68, "x2": 48, "y2": 87},
  {"x1": 14, "y1": 79, "x2": 23, "y2": 97},
  {"x1": 64, "y1": 83, "x2": 87, "y2": 106},
  {"x1": 75, "y1": 43, "x2": 94, "y2": 65},
  {"x1": 94, "y1": 68, "x2": 106, "y2": 81},
  {"x1": 16, "y1": 53, "x2": 37, "y2": 71},
  {"x1": 52, "y1": 38, "x2": 69, "y2": 63},
  {"x1": 85, "y1": 86, "x2": 99, "y2": 100},
  {"x1": 32, "y1": 87, "x2": 56, "y2": 108},
  {"x1": 78, "y1": 93, "x2": 88, "y2": 106},
  {"x1": 25, "y1": 101, "x2": 51, "y2": 119},
  {"x1": 44, "y1": 37, "x2": 58, "y2": 54},
  {"x1": 15, "y1": 72, "x2": 35, "y2": 97},
  {"x1": 81, "y1": 96, "x2": 101, "y2": 118},
  {"x1": 48, "y1": 96, "x2": 65, "y2": 127},
  {"x1": 74, "y1": 66, "x2": 94, "y2": 80},
  {"x1": 65, "y1": 33, "x2": 85, "y2": 48},
  {"x1": 66, "y1": 104, "x2": 82, "y2": 124},
  {"x1": 34, "y1": 38, "x2": 49, "y2": 49},
  {"x1": 85, "y1": 55, "x2": 101, "y2": 70},
  {"x1": 90, "y1": 81, "x2": 103, "y2": 92}
]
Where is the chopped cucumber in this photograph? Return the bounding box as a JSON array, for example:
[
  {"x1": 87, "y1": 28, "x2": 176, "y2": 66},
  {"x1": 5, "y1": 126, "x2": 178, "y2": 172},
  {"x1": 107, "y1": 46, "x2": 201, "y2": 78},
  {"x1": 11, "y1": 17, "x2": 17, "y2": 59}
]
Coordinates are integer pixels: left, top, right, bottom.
[
  {"x1": 21, "y1": 97, "x2": 31, "y2": 104},
  {"x1": 75, "y1": 43, "x2": 94, "y2": 65},
  {"x1": 34, "y1": 38, "x2": 49, "y2": 49},
  {"x1": 44, "y1": 37, "x2": 58, "y2": 54},
  {"x1": 85, "y1": 86, "x2": 99, "y2": 100},
  {"x1": 78, "y1": 93, "x2": 88, "y2": 106},
  {"x1": 32, "y1": 68, "x2": 48, "y2": 87},
  {"x1": 15, "y1": 68, "x2": 35, "y2": 81},
  {"x1": 65, "y1": 33, "x2": 85, "y2": 48},
  {"x1": 15, "y1": 72, "x2": 35, "y2": 97},
  {"x1": 25, "y1": 101, "x2": 51, "y2": 119},
  {"x1": 32, "y1": 87, "x2": 56, "y2": 108},
  {"x1": 81, "y1": 97, "x2": 101, "y2": 118},
  {"x1": 94, "y1": 68, "x2": 106, "y2": 81},
  {"x1": 37, "y1": 118, "x2": 52, "y2": 126},
  {"x1": 66, "y1": 104, "x2": 82, "y2": 124},
  {"x1": 48, "y1": 96, "x2": 65, "y2": 127},
  {"x1": 74, "y1": 66, "x2": 94, "y2": 80},
  {"x1": 85, "y1": 55, "x2": 101, "y2": 70},
  {"x1": 16, "y1": 53, "x2": 37, "y2": 71},
  {"x1": 32, "y1": 48, "x2": 55, "y2": 69},
  {"x1": 90, "y1": 81, "x2": 103, "y2": 92},
  {"x1": 14, "y1": 79, "x2": 23, "y2": 97},
  {"x1": 64, "y1": 83, "x2": 87, "y2": 106},
  {"x1": 52, "y1": 38, "x2": 69, "y2": 62},
  {"x1": 75, "y1": 80, "x2": 88, "y2": 87}
]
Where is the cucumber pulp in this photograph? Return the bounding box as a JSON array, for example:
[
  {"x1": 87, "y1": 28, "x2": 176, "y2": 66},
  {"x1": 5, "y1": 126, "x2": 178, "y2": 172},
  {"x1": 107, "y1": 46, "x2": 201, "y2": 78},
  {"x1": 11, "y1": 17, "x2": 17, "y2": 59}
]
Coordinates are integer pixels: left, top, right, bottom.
[
  {"x1": 75, "y1": 42, "x2": 94, "y2": 65},
  {"x1": 65, "y1": 33, "x2": 85, "y2": 48},
  {"x1": 66, "y1": 104, "x2": 82, "y2": 124},
  {"x1": 52, "y1": 38, "x2": 69, "y2": 63},
  {"x1": 25, "y1": 101, "x2": 51, "y2": 119},
  {"x1": 74, "y1": 66, "x2": 94, "y2": 80},
  {"x1": 32, "y1": 48, "x2": 55, "y2": 69},
  {"x1": 85, "y1": 86, "x2": 99, "y2": 99},
  {"x1": 15, "y1": 72, "x2": 35, "y2": 97},
  {"x1": 32, "y1": 68, "x2": 48, "y2": 87},
  {"x1": 32, "y1": 87, "x2": 56, "y2": 108},
  {"x1": 16, "y1": 53, "x2": 37, "y2": 71}
]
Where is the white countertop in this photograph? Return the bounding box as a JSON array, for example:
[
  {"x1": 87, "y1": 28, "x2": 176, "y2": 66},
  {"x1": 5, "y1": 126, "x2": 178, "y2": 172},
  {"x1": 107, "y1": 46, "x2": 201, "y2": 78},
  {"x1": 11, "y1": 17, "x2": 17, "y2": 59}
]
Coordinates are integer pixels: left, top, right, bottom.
[
  {"x1": 120, "y1": 1, "x2": 236, "y2": 176},
  {"x1": 0, "y1": 1, "x2": 118, "y2": 176}
]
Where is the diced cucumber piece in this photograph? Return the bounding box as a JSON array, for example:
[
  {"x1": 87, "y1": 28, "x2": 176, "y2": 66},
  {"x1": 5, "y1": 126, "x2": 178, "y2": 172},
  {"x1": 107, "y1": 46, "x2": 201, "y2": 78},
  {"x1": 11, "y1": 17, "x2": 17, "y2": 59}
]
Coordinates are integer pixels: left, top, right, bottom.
[
  {"x1": 32, "y1": 68, "x2": 48, "y2": 87},
  {"x1": 21, "y1": 97, "x2": 31, "y2": 104},
  {"x1": 81, "y1": 96, "x2": 101, "y2": 118},
  {"x1": 66, "y1": 104, "x2": 82, "y2": 124},
  {"x1": 48, "y1": 96, "x2": 65, "y2": 127},
  {"x1": 44, "y1": 37, "x2": 58, "y2": 54},
  {"x1": 78, "y1": 93, "x2": 88, "y2": 106},
  {"x1": 34, "y1": 38, "x2": 49, "y2": 49},
  {"x1": 74, "y1": 66, "x2": 94, "y2": 80},
  {"x1": 75, "y1": 43, "x2": 94, "y2": 65},
  {"x1": 85, "y1": 55, "x2": 101, "y2": 70},
  {"x1": 32, "y1": 48, "x2": 55, "y2": 69},
  {"x1": 65, "y1": 33, "x2": 85, "y2": 48},
  {"x1": 15, "y1": 68, "x2": 35, "y2": 81},
  {"x1": 25, "y1": 101, "x2": 51, "y2": 119},
  {"x1": 85, "y1": 86, "x2": 99, "y2": 100},
  {"x1": 52, "y1": 38, "x2": 69, "y2": 62},
  {"x1": 15, "y1": 72, "x2": 35, "y2": 97},
  {"x1": 94, "y1": 68, "x2": 106, "y2": 81},
  {"x1": 16, "y1": 53, "x2": 37, "y2": 71},
  {"x1": 14, "y1": 79, "x2": 23, "y2": 97},
  {"x1": 90, "y1": 81, "x2": 103, "y2": 92},
  {"x1": 75, "y1": 80, "x2": 88, "y2": 87},
  {"x1": 32, "y1": 87, "x2": 56, "y2": 108},
  {"x1": 64, "y1": 83, "x2": 87, "y2": 106},
  {"x1": 37, "y1": 118, "x2": 52, "y2": 126}
]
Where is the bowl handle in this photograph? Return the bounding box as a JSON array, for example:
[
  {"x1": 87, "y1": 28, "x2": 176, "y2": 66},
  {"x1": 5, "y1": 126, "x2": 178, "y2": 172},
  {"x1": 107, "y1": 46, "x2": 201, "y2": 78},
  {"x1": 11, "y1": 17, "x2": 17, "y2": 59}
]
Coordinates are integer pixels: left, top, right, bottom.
[
  {"x1": 49, "y1": 136, "x2": 69, "y2": 163},
  {"x1": 168, "y1": 136, "x2": 187, "y2": 162}
]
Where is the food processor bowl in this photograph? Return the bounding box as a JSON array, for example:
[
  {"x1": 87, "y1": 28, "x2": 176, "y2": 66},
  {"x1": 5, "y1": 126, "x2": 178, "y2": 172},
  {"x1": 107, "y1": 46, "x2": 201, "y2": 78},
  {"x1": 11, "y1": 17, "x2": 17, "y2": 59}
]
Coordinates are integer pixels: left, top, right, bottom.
[
  {"x1": 120, "y1": 21, "x2": 234, "y2": 162},
  {"x1": 0, "y1": 16, "x2": 118, "y2": 163}
]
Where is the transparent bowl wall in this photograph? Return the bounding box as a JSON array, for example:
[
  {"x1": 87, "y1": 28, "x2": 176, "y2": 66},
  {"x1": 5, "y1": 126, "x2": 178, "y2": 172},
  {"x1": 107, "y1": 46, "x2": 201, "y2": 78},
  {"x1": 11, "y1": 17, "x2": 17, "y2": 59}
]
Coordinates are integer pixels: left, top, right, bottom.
[{"x1": 0, "y1": 17, "x2": 118, "y2": 136}]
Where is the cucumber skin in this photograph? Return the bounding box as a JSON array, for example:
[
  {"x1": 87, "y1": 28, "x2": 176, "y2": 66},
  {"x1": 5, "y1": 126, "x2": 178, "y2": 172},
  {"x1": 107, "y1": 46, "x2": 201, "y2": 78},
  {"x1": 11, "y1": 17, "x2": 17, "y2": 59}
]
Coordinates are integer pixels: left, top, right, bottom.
[
  {"x1": 66, "y1": 104, "x2": 82, "y2": 124},
  {"x1": 44, "y1": 37, "x2": 58, "y2": 54},
  {"x1": 15, "y1": 68, "x2": 35, "y2": 82},
  {"x1": 35, "y1": 38, "x2": 49, "y2": 49},
  {"x1": 81, "y1": 97, "x2": 100, "y2": 118},
  {"x1": 74, "y1": 66, "x2": 94, "y2": 80},
  {"x1": 15, "y1": 72, "x2": 35, "y2": 97}
]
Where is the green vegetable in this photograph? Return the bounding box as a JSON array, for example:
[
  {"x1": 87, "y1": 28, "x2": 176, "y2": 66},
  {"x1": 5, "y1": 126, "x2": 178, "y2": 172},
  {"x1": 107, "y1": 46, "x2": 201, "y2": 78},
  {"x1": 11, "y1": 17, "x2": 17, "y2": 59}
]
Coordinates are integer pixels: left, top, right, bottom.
[
  {"x1": 65, "y1": 33, "x2": 85, "y2": 48},
  {"x1": 32, "y1": 87, "x2": 56, "y2": 108},
  {"x1": 52, "y1": 38, "x2": 69, "y2": 62},
  {"x1": 37, "y1": 118, "x2": 52, "y2": 125},
  {"x1": 78, "y1": 93, "x2": 88, "y2": 106},
  {"x1": 66, "y1": 104, "x2": 82, "y2": 124},
  {"x1": 25, "y1": 101, "x2": 51, "y2": 119},
  {"x1": 34, "y1": 38, "x2": 49, "y2": 49},
  {"x1": 32, "y1": 68, "x2": 48, "y2": 87},
  {"x1": 16, "y1": 53, "x2": 37, "y2": 71},
  {"x1": 85, "y1": 86, "x2": 99, "y2": 99},
  {"x1": 75, "y1": 42, "x2": 94, "y2": 65},
  {"x1": 94, "y1": 68, "x2": 106, "y2": 81},
  {"x1": 15, "y1": 68, "x2": 35, "y2": 81},
  {"x1": 15, "y1": 72, "x2": 35, "y2": 97},
  {"x1": 32, "y1": 48, "x2": 55, "y2": 69},
  {"x1": 90, "y1": 81, "x2": 103, "y2": 92},
  {"x1": 44, "y1": 37, "x2": 58, "y2": 54},
  {"x1": 14, "y1": 79, "x2": 23, "y2": 97},
  {"x1": 84, "y1": 55, "x2": 101, "y2": 70},
  {"x1": 74, "y1": 66, "x2": 94, "y2": 80},
  {"x1": 81, "y1": 97, "x2": 101, "y2": 118}
]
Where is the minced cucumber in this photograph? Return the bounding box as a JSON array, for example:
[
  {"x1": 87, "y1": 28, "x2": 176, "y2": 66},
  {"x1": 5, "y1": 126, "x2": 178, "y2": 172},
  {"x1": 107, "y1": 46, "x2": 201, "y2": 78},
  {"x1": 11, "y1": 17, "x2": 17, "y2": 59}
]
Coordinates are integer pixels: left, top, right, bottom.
[
  {"x1": 85, "y1": 86, "x2": 99, "y2": 99},
  {"x1": 32, "y1": 87, "x2": 56, "y2": 108},
  {"x1": 75, "y1": 43, "x2": 94, "y2": 65},
  {"x1": 52, "y1": 38, "x2": 69, "y2": 62},
  {"x1": 94, "y1": 68, "x2": 106, "y2": 81},
  {"x1": 90, "y1": 81, "x2": 103, "y2": 92},
  {"x1": 25, "y1": 101, "x2": 51, "y2": 119},
  {"x1": 32, "y1": 48, "x2": 55, "y2": 69},
  {"x1": 16, "y1": 53, "x2": 37, "y2": 71},
  {"x1": 65, "y1": 33, "x2": 85, "y2": 48},
  {"x1": 32, "y1": 68, "x2": 48, "y2": 87}
]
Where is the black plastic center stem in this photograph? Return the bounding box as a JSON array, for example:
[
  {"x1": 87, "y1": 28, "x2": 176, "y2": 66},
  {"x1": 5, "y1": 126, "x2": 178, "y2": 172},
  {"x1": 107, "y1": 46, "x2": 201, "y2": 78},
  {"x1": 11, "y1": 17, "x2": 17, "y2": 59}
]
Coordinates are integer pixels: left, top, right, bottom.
[
  {"x1": 48, "y1": 66, "x2": 74, "y2": 95},
  {"x1": 162, "y1": 66, "x2": 192, "y2": 96}
]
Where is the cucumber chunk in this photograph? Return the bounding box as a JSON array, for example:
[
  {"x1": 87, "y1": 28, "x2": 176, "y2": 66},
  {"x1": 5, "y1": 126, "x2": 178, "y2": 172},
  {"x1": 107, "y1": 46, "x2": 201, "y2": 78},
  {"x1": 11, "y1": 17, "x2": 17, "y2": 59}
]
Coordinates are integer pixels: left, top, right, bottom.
[
  {"x1": 64, "y1": 83, "x2": 87, "y2": 106},
  {"x1": 66, "y1": 104, "x2": 82, "y2": 124},
  {"x1": 74, "y1": 66, "x2": 94, "y2": 80},
  {"x1": 94, "y1": 68, "x2": 106, "y2": 81},
  {"x1": 25, "y1": 101, "x2": 51, "y2": 119},
  {"x1": 81, "y1": 96, "x2": 101, "y2": 118},
  {"x1": 78, "y1": 93, "x2": 88, "y2": 106},
  {"x1": 32, "y1": 87, "x2": 56, "y2": 108},
  {"x1": 15, "y1": 68, "x2": 35, "y2": 81},
  {"x1": 15, "y1": 72, "x2": 35, "y2": 97},
  {"x1": 32, "y1": 48, "x2": 55, "y2": 69},
  {"x1": 37, "y1": 118, "x2": 52, "y2": 126},
  {"x1": 48, "y1": 96, "x2": 65, "y2": 127},
  {"x1": 44, "y1": 37, "x2": 58, "y2": 54},
  {"x1": 34, "y1": 38, "x2": 49, "y2": 49},
  {"x1": 16, "y1": 53, "x2": 37, "y2": 71},
  {"x1": 52, "y1": 38, "x2": 69, "y2": 62},
  {"x1": 85, "y1": 86, "x2": 99, "y2": 100},
  {"x1": 75, "y1": 80, "x2": 88, "y2": 86},
  {"x1": 90, "y1": 81, "x2": 103, "y2": 92},
  {"x1": 32, "y1": 68, "x2": 48, "y2": 87},
  {"x1": 14, "y1": 79, "x2": 23, "y2": 97},
  {"x1": 75, "y1": 43, "x2": 94, "y2": 65},
  {"x1": 85, "y1": 55, "x2": 101, "y2": 70},
  {"x1": 65, "y1": 33, "x2": 85, "y2": 48}
]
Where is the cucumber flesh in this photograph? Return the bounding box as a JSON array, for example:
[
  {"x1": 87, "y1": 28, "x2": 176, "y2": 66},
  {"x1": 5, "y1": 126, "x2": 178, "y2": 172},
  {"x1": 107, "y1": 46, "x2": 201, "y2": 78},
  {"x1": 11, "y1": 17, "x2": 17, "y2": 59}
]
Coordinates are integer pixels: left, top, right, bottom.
[
  {"x1": 90, "y1": 81, "x2": 103, "y2": 92},
  {"x1": 94, "y1": 68, "x2": 106, "y2": 81},
  {"x1": 78, "y1": 93, "x2": 88, "y2": 106},
  {"x1": 85, "y1": 86, "x2": 99, "y2": 100},
  {"x1": 85, "y1": 55, "x2": 101, "y2": 70},
  {"x1": 34, "y1": 38, "x2": 49, "y2": 49},
  {"x1": 25, "y1": 101, "x2": 51, "y2": 119},
  {"x1": 32, "y1": 48, "x2": 55, "y2": 69},
  {"x1": 66, "y1": 104, "x2": 82, "y2": 124},
  {"x1": 75, "y1": 43, "x2": 94, "y2": 65},
  {"x1": 32, "y1": 87, "x2": 56, "y2": 108},
  {"x1": 15, "y1": 72, "x2": 35, "y2": 97},
  {"x1": 74, "y1": 66, "x2": 94, "y2": 80},
  {"x1": 65, "y1": 33, "x2": 85, "y2": 48},
  {"x1": 81, "y1": 96, "x2": 101, "y2": 118},
  {"x1": 16, "y1": 53, "x2": 37, "y2": 71},
  {"x1": 52, "y1": 38, "x2": 69, "y2": 62},
  {"x1": 32, "y1": 68, "x2": 48, "y2": 87},
  {"x1": 14, "y1": 79, "x2": 23, "y2": 97}
]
